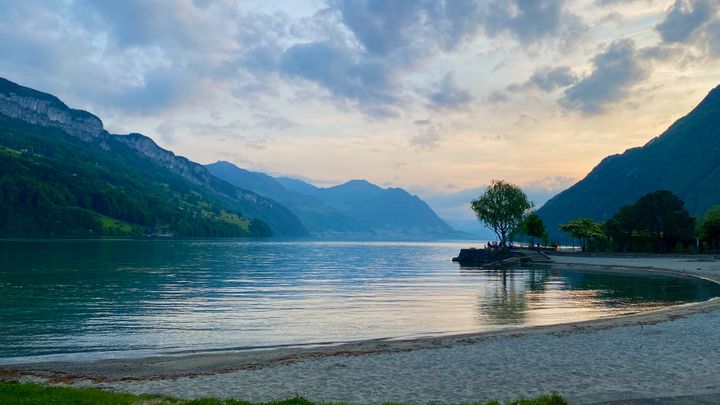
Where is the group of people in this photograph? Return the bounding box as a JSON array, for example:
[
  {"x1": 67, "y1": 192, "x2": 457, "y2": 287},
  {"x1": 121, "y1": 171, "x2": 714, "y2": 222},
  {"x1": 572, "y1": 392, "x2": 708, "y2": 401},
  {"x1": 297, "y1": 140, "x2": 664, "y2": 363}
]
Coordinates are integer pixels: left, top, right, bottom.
[{"x1": 486, "y1": 241, "x2": 505, "y2": 250}]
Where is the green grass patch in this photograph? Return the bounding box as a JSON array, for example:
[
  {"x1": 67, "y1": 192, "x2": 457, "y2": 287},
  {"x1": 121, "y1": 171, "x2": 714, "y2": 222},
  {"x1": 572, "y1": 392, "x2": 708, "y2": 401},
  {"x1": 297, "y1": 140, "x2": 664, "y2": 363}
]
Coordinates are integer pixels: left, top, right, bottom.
[
  {"x1": 216, "y1": 210, "x2": 251, "y2": 231},
  {"x1": 98, "y1": 215, "x2": 142, "y2": 236},
  {"x1": 0, "y1": 382, "x2": 567, "y2": 405},
  {"x1": 0, "y1": 146, "x2": 22, "y2": 157},
  {"x1": 0, "y1": 381, "x2": 169, "y2": 404}
]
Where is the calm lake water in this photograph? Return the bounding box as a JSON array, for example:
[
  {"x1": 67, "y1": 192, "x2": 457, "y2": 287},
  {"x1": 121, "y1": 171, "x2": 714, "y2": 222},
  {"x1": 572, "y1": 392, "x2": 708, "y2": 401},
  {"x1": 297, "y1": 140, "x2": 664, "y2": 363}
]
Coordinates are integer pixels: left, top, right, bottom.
[{"x1": 1, "y1": 240, "x2": 719, "y2": 364}]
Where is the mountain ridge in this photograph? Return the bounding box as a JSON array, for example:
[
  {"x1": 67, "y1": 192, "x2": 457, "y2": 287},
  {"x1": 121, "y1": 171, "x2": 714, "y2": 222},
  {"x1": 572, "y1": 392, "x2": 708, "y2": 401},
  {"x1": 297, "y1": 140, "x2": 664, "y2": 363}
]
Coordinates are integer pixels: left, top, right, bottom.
[
  {"x1": 209, "y1": 161, "x2": 471, "y2": 240},
  {"x1": 538, "y1": 84, "x2": 720, "y2": 239},
  {"x1": 206, "y1": 161, "x2": 367, "y2": 236},
  {"x1": 0, "y1": 77, "x2": 308, "y2": 237}
]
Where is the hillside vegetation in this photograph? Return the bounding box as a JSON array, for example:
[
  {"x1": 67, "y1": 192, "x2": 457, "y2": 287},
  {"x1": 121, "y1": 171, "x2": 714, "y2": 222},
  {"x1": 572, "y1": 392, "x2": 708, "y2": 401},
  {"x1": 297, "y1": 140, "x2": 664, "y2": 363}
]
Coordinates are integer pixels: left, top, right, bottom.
[
  {"x1": 538, "y1": 85, "x2": 720, "y2": 239},
  {"x1": 0, "y1": 115, "x2": 270, "y2": 237}
]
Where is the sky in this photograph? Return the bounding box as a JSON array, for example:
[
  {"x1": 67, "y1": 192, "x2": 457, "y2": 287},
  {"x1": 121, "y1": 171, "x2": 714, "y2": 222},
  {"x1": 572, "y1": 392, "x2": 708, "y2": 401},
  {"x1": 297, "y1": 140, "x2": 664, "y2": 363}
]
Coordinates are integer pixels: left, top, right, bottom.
[{"x1": 1, "y1": 0, "x2": 719, "y2": 225}]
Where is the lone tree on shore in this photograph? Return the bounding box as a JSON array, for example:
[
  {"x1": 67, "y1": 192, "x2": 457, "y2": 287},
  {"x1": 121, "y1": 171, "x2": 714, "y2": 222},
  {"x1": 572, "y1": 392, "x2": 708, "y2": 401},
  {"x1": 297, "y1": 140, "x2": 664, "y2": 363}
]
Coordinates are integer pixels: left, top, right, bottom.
[
  {"x1": 471, "y1": 179, "x2": 532, "y2": 248},
  {"x1": 524, "y1": 212, "x2": 546, "y2": 248}
]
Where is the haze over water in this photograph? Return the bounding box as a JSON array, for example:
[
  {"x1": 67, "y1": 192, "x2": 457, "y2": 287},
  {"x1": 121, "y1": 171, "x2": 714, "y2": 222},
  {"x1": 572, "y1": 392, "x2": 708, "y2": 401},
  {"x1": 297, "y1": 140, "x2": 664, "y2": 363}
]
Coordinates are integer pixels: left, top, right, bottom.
[{"x1": 1, "y1": 240, "x2": 718, "y2": 364}]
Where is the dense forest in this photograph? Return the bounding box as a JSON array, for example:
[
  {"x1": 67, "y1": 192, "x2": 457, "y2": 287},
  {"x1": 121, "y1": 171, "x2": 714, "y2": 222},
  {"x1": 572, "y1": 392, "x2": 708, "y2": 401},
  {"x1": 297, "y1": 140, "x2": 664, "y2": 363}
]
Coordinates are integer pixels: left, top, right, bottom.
[{"x1": 0, "y1": 115, "x2": 271, "y2": 238}]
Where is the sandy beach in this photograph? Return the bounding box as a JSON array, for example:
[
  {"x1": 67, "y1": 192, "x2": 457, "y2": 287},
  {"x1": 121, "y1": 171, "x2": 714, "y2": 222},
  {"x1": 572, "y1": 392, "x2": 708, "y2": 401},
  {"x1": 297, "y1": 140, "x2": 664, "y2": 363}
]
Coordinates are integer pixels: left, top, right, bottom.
[{"x1": 4, "y1": 254, "x2": 720, "y2": 404}]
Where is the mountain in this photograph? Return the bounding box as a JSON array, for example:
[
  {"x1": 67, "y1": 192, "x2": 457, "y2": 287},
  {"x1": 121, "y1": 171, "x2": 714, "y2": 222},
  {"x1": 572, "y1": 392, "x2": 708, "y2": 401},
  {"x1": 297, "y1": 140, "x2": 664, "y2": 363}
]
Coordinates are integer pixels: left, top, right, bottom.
[
  {"x1": 206, "y1": 161, "x2": 367, "y2": 236},
  {"x1": 276, "y1": 176, "x2": 470, "y2": 239},
  {"x1": 0, "y1": 77, "x2": 307, "y2": 237},
  {"x1": 538, "y1": 84, "x2": 720, "y2": 239}
]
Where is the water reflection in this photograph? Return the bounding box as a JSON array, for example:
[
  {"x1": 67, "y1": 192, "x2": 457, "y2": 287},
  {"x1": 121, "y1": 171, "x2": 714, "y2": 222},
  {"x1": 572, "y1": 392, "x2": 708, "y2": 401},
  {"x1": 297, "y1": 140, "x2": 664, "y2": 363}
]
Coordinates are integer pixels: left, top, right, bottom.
[
  {"x1": 0, "y1": 240, "x2": 718, "y2": 363},
  {"x1": 461, "y1": 265, "x2": 719, "y2": 326}
]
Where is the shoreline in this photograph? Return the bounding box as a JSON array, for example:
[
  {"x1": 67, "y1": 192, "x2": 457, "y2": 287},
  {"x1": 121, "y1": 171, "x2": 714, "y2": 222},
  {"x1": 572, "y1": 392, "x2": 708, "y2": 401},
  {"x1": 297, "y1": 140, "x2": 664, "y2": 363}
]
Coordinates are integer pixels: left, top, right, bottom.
[{"x1": 3, "y1": 256, "x2": 720, "y2": 384}]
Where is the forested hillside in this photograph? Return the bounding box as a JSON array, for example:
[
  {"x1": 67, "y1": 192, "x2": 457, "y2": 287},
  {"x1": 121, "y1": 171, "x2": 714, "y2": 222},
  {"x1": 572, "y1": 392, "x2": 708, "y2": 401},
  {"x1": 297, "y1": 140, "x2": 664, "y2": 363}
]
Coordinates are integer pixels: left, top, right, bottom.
[
  {"x1": 538, "y1": 85, "x2": 720, "y2": 239},
  {"x1": 0, "y1": 115, "x2": 271, "y2": 237}
]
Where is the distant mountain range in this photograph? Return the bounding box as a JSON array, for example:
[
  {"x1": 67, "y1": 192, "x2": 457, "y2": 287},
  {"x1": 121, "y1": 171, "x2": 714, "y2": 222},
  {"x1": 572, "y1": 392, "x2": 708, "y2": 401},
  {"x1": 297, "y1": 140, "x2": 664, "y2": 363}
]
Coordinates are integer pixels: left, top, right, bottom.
[
  {"x1": 0, "y1": 77, "x2": 306, "y2": 237},
  {"x1": 538, "y1": 84, "x2": 720, "y2": 239},
  {"x1": 207, "y1": 161, "x2": 471, "y2": 240},
  {"x1": 0, "y1": 77, "x2": 468, "y2": 240}
]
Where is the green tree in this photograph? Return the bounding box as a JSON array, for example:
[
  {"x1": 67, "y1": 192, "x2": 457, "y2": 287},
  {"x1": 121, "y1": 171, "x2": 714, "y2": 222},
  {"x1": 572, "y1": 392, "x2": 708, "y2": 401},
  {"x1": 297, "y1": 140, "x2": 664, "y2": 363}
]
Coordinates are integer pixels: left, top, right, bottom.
[
  {"x1": 559, "y1": 218, "x2": 604, "y2": 252},
  {"x1": 523, "y1": 212, "x2": 546, "y2": 248},
  {"x1": 701, "y1": 205, "x2": 720, "y2": 251},
  {"x1": 471, "y1": 179, "x2": 532, "y2": 248},
  {"x1": 604, "y1": 205, "x2": 636, "y2": 252},
  {"x1": 632, "y1": 190, "x2": 695, "y2": 252}
]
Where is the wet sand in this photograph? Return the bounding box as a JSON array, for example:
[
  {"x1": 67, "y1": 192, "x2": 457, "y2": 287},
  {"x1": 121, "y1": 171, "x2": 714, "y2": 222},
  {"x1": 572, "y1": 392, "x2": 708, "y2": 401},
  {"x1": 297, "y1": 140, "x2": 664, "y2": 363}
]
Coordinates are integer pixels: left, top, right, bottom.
[{"x1": 4, "y1": 254, "x2": 720, "y2": 404}]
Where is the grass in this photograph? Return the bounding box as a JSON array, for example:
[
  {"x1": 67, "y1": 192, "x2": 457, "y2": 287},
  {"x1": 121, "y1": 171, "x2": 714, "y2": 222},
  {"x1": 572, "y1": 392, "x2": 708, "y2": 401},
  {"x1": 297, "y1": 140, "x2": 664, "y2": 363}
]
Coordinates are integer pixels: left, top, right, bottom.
[
  {"x1": 0, "y1": 382, "x2": 567, "y2": 405},
  {"x1": 98, "y1": 215, "x2": 141, "y2": 235},
  {"x1": 216, "y1": 210, "x2": 251, "y2": 232},
  {"x1": 0, "y1": 146, "x2": 22, "y2": 157}
]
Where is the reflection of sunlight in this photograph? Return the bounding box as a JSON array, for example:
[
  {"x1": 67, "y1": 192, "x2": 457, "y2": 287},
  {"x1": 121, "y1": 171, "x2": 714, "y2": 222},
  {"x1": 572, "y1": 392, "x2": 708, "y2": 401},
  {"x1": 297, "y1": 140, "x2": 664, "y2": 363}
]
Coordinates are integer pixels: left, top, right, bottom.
[{"x1": 1, "y1": 240, "x2": 718, "y2": 363}]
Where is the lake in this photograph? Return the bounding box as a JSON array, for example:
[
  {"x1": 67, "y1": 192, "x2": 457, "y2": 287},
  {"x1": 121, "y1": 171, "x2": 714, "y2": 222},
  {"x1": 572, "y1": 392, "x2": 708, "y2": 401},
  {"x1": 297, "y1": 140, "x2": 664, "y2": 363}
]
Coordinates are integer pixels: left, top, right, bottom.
[{"x1": 1, "y1": 240, "x2": 718, "y2": 364}]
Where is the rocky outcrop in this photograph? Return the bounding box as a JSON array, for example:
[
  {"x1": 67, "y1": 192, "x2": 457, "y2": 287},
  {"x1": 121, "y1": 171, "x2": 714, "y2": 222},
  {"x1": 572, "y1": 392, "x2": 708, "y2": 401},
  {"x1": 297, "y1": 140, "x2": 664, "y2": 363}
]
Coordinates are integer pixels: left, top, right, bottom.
[
  {"x1": 114, "y1": 133, "x2": 215, "y2": 187},
  {"x1": 452, "y1": 248, "x2": 541, "y2": 268},
  {"x1": 0, "y1": 76, "x2": 309, "y2": 237},
  {"x1": 0, "y1": 80, "x2": 104, "y2": 141}
]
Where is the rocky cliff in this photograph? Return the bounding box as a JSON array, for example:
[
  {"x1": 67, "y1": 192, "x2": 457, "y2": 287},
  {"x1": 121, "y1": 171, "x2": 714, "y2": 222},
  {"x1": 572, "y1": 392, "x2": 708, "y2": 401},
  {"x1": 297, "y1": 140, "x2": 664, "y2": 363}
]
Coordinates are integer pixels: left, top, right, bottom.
[
  {"x1": 0, "y1": 76, "x2": 309, "y2": 237},
  {"x1": 115, "y1": 133, "x2": 217, "y2": 187},
  {"x1": 0, "y1": 78, "x2": 104, "y2": 141}
]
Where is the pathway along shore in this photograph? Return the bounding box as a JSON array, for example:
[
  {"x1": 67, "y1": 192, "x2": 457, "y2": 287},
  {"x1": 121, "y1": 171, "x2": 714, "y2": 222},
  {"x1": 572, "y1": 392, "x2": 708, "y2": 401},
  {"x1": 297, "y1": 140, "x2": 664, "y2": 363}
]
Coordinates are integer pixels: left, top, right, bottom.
[{"x1": 4, "y1": 254, "x2": 720, "y2": 404}]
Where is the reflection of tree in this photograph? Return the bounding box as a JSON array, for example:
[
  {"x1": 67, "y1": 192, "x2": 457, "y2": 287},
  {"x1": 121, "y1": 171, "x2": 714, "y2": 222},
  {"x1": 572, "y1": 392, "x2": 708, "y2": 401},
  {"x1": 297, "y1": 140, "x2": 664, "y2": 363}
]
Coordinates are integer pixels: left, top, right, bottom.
[
  {"x1": 469, "y1": 265, "x2": 720, "y2": 326},
  {"x1": 473, "y1": 267, "x2": 556, "y2": 325},
  {"x1": 526, "y1": 266, "x2": 553, "y2": 292},
  {"x1": 476, "y1": 269, "x2": 529, "y2": 325},
  {"x1": 559, "y1": 269, "x2": 720, "y2": 306}
]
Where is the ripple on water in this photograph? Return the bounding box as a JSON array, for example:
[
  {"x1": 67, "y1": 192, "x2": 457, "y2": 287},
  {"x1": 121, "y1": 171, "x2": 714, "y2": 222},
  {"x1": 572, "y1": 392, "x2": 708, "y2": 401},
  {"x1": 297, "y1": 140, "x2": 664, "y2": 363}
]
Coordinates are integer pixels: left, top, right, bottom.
[{"x1": 0, "y1": 240, "x2": 719, "y2": 363}]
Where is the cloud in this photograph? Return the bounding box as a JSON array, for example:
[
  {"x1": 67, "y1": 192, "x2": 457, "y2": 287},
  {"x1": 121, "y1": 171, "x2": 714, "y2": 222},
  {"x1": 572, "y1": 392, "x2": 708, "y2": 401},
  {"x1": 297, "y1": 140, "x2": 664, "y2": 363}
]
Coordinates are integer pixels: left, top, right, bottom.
[
  {"x1": 655, "y1": 0, "x2": 718, "y2": 44},
  {"x1": 497, "y1": 65, "x2": 578, "y2": 104},
  {"x1": 481, "y1": 0, "x2": 587, "y2": 48},
  {"x1": 0, "y1": 0, "x2": 594, "y2": 121},
  {"x1": 0, "y1": 0, "x2": 240, "y2": 115},
  {"x1": 276, "y1": 1, "x2": 488, "y2": 117},
  {"x1": 275, "y1": 0, "x2": 588, "y2": 117},
  {"x1": 514, "y1": 114, "x2": 539, "y2": 127},
  {"x1": 426, "y1": 73, "x2": 474, "y2": 111},
  {"x1": 185, "y1": 120, "x2": 271, "y2": 149},
  {"x1": 594, "y1": 0, "x2": 654, "y2": 5},
  {"x1": 330, "y1": 0, "x2": 485, "y2": 58},
  {"x1": 487, "y1": 90, "x2": 510, "y2": 103},
  {"x1": 639, "y1": 44, "x2": 685, "y2": 61},
  {"x1": 252, "y1": 113, "x2": 298, "y2": 131},
  {"x1": 560, "y1": 39, "x2": 649, "y2": 114},
  {"x1": 507, "y1": 66, "x2": 578, "y2": 93},
  {"x1": 522, "y1": 176, "x2": 577, "y2": 207},
  {"x1": 410, "y1": 120, "x2": 444, "y2": 151},
  {"x1": 72, "y1": 0, "x2": 224, "y2": 49},
  {"x1": 279, "y1": 41, "x2": 400, "y2": 118},
  {"x1": 708, "y1": 21, "x2": 720, "y2": 57},
  {"x1": 529, "y1": 66, "x2": 578, "y2": 91}
]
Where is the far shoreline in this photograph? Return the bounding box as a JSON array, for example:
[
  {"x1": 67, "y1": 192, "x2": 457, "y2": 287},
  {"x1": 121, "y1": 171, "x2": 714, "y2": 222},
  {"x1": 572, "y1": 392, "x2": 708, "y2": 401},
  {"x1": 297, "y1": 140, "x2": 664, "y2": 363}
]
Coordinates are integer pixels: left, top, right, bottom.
[{"x1": 3, "y1": 253, "x2": 720, "y2": 384}]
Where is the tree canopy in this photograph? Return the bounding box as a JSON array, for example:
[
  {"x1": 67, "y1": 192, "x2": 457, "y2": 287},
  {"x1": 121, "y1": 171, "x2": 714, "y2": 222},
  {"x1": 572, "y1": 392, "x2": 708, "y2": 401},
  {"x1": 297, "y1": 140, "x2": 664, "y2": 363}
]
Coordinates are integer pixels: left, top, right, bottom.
[
  {"x1": 566, "y1": 190, "x2": 697, "y2": 253},
  {"x1": 559, "y1": 218, "x2": 604, "y2": 252},
  {"x1": 525, "y1": 212, "x2": 545, "y2": 239},
  {"x1": 471, "y1": 179, "x2": 532, "y2": 248},
  {"x1": 632, "y1": 190, "x2": 695, "y2": 252},
  {"x1": 701, "y1": 205, "x2": 720, "y2": 250}
]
